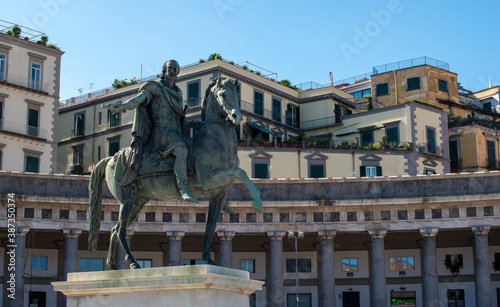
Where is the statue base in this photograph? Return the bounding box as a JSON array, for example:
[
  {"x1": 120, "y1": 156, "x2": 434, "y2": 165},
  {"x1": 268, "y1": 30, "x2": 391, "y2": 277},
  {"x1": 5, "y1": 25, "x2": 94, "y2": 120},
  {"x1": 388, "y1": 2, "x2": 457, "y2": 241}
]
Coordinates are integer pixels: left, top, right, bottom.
[{"x1": 52, "y1": 265, "x2": 263, "y2": 307}]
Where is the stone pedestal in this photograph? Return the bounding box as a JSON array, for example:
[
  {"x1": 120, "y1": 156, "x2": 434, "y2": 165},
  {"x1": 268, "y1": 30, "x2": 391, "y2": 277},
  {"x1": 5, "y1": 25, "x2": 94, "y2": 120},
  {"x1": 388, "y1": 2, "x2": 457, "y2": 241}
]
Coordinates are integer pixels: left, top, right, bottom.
[{"x1": 52, "y1": 265, "x2": 263, "y2": 307}]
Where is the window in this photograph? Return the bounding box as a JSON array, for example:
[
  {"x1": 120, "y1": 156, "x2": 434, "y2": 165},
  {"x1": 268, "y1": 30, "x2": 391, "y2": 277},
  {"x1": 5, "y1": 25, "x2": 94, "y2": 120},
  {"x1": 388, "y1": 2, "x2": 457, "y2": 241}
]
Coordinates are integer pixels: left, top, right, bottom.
[
  {"x1": 59, "y1": 209, "x2": 69, "y2": 220},
  {"x1": 0, "y1": 53, "x2": 5, "y2": 81},
  {"x1": 362, "y1": 89, "x2": 371, "y2": 96},
  {"x1": 342, "y1": 258, "x2": 358, "y2": 272},
  {"x1": 376, "y1": 83, "x2": 389, "y2": 96},
  {"x1": 445, "y1": 254, "x2": 463, "y2": 268},
  {"x1": 246, "y1": 213, "x2": 256, "y2": 223},
  {"x1": 389, "y1": 256, "x2": 415, "y2": 270},
  {"x1": 98, "y1": 112, "x2": 102, "y2": 125},
  {"x1": 352, "y1": 89, "x2": 371, "y2": 98},
  {"x1": 272, "y1": 98, "x2": 281, "y2": 122},
  {"x1": 240, "y1": 260, "x2": 255, "y2": 273},
  {"x1": 287, "y1": 293, "x2": 312, "y2": 307},
  {"x1": 385, "y1": 126, "x2": 399, "y2": 146},
  {"x1": 360, "y1": 130, "x2": 373, "y2": 147},
  {"x1": 230, "y1": 213, "x2": 239, "y2": 223},
  {"x1": 438, "y1": 79, "x2": 448, "y2": 92},
  {"x1": 249, "y1": 293, "x2": 256, "y2": 307},
  {"x1": 80, "y1": 258, "x2": 104, "y2": 271},
  {"x1": 30, "y1": 62, "x2": 42, "y2": 90},
  {"x1": 29, "y1": 292, "x2": 46, "y2": 307},
  {"x1": 494, "y1": 253, "x2": 500, "y2": 271},
  {"x1": 0, "y1": 148, "x2": 2, "y2": 170},
  {"x1": 27, "y1": 108, "x2": 39, "y2": 137},
  {"x1": 31, "y1": 256, "x2": 47, "y2": 270},
  {"x1": 179, "y1": 212, "x2": 189, "y2": 222},
  {"x1": 286, "y1": 104, "x2": 299, "y2": 128},
  {"x1": 0, "y1": 100, "x2": 3, "y2": 129},
  {"x1": 26, "y1": 155, "x2": 39, "y2": 173},
  {"x1": 253, "y1": 162, "x2": 269, "y2": 179},
  {"x1": 263, "y1": 213, "x2": 273, "y2": 222},
  {"x1": 111, "y1": 211, "x2": 119, "y2": 221},
  {"x1": 97, "y1": 146, "x2": 101, "y2": 161},
  {"x1": 74, "y1": 112, "x2": 85, "y2": 137},
  {"x1": 488, "y1": 140, "x2": 496, "y2": 168},
  {"x1": 108, "y1": 110, "x2": 120, "y2": 127},
  {"x1": 163, "y1": 212, "x2": 172, "y2": 222},
  {"x1": 76, "y1": 210, "x2": 87, "y2": 220},
  {"x1": 407, "y1": 77, "x2": 421, "y2": 91},
  {"x1": 447, "y1": 289, "x2": 465, "y2": 306},
  {"x1": 342, "y1": 292, "x2": 360, "y2": 307},
  {"x1": 108, "y1": 138, "x2": 120, "y2": 156},
  {"x1": 360, "y1": 165, "x2": 381, "y2": 177},
  {"x1": 137, "y1": 259, "x2": 152, "y2": 268},
  {"x1": 25, "y1": 208, "x2": 34, "y2": 218},
  {"x1": 253, "y1": 91, "x2": 264, "y2": 116},
  {"x1": 183, "y1": 259, "x2": 207, "y2": 265},
  {"x1": 188, "y1": 81, "x2": 200, "y2": 107},
  {"x1": 309, "y1": 164, "x2": 325, "y2": 178},
  {"x1": 73, "y1": 146, "x2": 83, "y2": 166},
  {"x1": 426, "y1": 127, "x2": 436, "y2": 154},
  {"x1": 286, "y1": 258, "x2": 311, "y2": 273},
  {"x1": 423, "y1": 169, "x2": 436, "y2": 175}
]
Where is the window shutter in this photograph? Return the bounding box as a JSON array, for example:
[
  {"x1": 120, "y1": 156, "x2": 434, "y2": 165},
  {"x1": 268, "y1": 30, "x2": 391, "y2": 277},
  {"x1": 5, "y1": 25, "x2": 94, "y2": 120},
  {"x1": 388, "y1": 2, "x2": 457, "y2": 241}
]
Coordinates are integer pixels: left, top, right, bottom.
[
  {"x1": 310, "y1": 165, "x2": 324, "y2": 178},
  {"x1": 376, "y1": 166, "x2": 382, "y2": 176},
  {"x1": 334, "y1": 104, "x2": 341, "y2": 123},
  {"x1": 360, "y1": 166, "x2": 366, "y2": 177},
  {"x1": 296, "y1": 106, "x2": 300, "y2": 129}
]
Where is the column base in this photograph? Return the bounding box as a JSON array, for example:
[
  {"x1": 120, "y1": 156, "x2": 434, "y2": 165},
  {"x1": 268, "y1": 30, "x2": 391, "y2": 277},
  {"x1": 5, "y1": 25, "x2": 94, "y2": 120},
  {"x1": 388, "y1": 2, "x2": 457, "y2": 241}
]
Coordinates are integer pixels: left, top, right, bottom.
[{"x1": 52, "y1": 265, "x2": 263, "y2": 307}]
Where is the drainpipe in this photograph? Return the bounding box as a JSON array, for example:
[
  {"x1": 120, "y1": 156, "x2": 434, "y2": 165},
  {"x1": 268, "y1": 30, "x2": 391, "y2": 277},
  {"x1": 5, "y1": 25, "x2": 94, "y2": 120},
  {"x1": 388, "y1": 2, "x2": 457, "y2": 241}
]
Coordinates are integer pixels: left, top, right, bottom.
[
  {"x1": 393, "y1": 70, "x2": 398, "y2": 105},
  {"x1": 351, "y1": 151, "x2": 356, "y2": 177},
  {"x1": 297, "y1": 150, "x2": 301, "y2": 178}
]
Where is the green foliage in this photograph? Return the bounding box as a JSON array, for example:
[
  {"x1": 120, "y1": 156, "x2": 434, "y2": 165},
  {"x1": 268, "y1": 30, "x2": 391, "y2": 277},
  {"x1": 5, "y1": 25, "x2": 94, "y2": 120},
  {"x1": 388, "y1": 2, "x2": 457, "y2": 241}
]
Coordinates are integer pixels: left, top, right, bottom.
[
  {"x1": 47, "y1": 43, "x2": 59, "y2": 50},
  {"x1": 366, "y1": 94, "x2": 373, "y2": 110},
  {"x1": 241, "y1": 65, "x2": 248, "y2": 70},
  {"x1": 229, "y1": 61, "x2": 234, "y2": 65},
  {"x1": 12, "y1": 25, "x2": 21, "y2": 38},
  {"x1": 298, "y1": 131, "x2": 306, "y2": 139},
  {"x1": 380, "y1": 134, "x2": 388, "y2": 141},
  {"x1": 327, "y1": 132, "x2": 333, "y2": 139},
  {"x1": 243, "y1": 122, "x2": 252, "y2": 136},
  {"x1": 208, "y1": 53, "x2": 222, "y2": 61},
  {"x1": 6, "y1": 30, "x2": 13, "y2": 36},
  {"x1": 37, "y1": 35, "x2": 48, "y2": 46},
  {"x1": 279, "y1": 79, "x2": 291, "y2": 86},
  {"x1": 199, "y1": 59, "x2": 205, "y2": 63},
  {"x1": 255, "y1": 71, "x2": 261, "y2": 76},
  {"x1": 411, "y1": 99, "x2": 443, "y2": 110},
  {"x1": 444, "y1": 258, "x2": 461, "y2": 277},
  {"x1": 112, "y1": 77, "x2": 140, "y2": 89},
  {"x1": 447, "y1": 112, "x2": 464, "y2": 128}
]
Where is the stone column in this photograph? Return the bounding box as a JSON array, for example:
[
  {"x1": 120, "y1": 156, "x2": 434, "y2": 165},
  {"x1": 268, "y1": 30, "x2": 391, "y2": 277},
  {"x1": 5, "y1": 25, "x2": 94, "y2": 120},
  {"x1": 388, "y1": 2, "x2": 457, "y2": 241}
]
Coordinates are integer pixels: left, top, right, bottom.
[
  {"x1": 318, "y1": 231, "x2": 336, "y2": 307},
  {"x1": 472, "y1": 226, "x2": 491, "y2": 307},
  {"x1": 267, "y1": 231, "x2": 286, "y2": 307},
  {"x1": 419, "y1": 228, "x2": 439, "y2": 307},
  {"x1": 10, "y1": 227, "x2": 29, "y2": 307},
  {"x1": 166, "y1": 232, "x2": 185, "y2": 266},
  {"x1": 217, "y1": 231, "x2": 235, "y2": 268},
  {"x1": 62, "y1": 229, "x2": 82, "y2": 307},
  {"x1": 368, "y1": 229, "x2": 387, "y2": 307}
]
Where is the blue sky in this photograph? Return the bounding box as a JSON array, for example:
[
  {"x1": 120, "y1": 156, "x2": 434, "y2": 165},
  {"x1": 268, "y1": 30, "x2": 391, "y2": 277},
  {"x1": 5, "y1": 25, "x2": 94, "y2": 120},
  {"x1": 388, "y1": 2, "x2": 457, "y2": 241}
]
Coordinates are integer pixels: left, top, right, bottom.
[{"x1": 3, "y1": 0, "x2": 499, "y2": 100}]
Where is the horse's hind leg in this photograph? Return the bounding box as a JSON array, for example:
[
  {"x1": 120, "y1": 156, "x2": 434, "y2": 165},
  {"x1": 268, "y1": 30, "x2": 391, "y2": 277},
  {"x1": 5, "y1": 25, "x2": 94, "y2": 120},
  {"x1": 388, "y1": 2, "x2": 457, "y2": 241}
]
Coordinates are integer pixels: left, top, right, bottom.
[
  {"x1": 106, "y1": 226, "x2": 118, "y2": 270},
  {"x1": 116, "y1": 188, "x2": 140, "y2": 269},
  {"x1": 202, "y1": 192, "x2": 227, "y2": 265}
]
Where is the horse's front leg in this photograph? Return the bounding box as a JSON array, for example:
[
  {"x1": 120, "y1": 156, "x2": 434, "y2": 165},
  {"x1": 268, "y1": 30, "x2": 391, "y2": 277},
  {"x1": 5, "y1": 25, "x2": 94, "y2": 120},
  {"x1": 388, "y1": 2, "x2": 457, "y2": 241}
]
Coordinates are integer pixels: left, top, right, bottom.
[{"x1": 203, "y1": 193, "x2": 227, "y2": 265}]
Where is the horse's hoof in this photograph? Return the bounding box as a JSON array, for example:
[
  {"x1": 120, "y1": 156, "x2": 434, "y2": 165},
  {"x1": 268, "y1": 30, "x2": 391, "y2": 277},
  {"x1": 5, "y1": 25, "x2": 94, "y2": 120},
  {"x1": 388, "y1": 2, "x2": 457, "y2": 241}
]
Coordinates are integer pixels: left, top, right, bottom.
[
  {"x1": 130, "y1": 262, "x2": 141, "y2": 269},
  {"x1": 252, "y1": 199, "x2": 264, "y2": 211},
  {"x1": 108, "y1": 264, "x2": 118, "y2": 270}
]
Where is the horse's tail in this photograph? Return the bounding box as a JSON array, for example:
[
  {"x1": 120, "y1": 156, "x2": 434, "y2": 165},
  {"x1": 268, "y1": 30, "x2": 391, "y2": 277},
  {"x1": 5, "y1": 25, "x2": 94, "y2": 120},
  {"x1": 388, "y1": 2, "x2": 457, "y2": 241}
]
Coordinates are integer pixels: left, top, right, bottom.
[{"x1": 88, "y1": 157, "x2": 111, "y2": 254}]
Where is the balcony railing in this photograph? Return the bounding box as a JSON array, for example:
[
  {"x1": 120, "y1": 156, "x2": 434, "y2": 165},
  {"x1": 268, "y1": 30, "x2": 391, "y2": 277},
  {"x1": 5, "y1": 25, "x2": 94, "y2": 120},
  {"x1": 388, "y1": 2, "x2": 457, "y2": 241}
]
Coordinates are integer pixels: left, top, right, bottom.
[
  {"x1": 70, "y1": 164, "x2": 84, "y2": 175},
  {"x1": 72, "y1": 127, "x2": 85, "y2": 137},
  {"x1": 373, "y1": 56, "x2": 449, "y2": 75},
  {"x1": 0, "y1": 119, "x2": 47, "y2": 139},
  {"x1": 239, "y1": 100, "x2": 299, "y2": 129},
  {"x1": 417, "y1": 143, "x2": 444, "y2": 156},
  {"x1": 0, "y1": 73, "x2": 50, "y2": 93},
  {"x1": 450, "y1": 159, "x2": 462, "y2": 171}
]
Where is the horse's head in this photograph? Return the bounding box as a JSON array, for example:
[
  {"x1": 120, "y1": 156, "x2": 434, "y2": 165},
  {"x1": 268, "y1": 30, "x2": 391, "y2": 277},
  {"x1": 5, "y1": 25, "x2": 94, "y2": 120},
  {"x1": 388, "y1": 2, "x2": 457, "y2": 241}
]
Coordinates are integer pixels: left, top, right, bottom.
[{"x1": 203, "y1": 77, "x2": 242, "y2": 127}]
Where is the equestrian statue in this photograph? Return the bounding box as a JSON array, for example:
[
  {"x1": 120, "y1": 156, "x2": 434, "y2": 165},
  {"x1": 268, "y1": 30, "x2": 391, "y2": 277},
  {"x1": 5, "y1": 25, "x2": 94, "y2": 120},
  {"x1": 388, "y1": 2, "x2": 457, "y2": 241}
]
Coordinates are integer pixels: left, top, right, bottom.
[{"x1": 88, "y1": 59, "x2": 263, "y2": 269}]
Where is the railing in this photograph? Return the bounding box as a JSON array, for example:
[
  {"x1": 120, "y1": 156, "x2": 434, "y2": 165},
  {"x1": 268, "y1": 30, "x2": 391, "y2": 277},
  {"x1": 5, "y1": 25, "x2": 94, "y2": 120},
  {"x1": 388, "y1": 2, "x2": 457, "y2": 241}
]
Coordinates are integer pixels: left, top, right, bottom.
[
  {"x1": 301, "y1": 117, "x2": 338, "y2": 130},
  {"x1": 187, "y1": 97, "x2": 201, "y2": 108},
  {"x1": 72, "y1": 128, "x2": 85, "y2": 137},
  {"x1": 294, "y1": 72, "x2": 373, "y2": 91},
  {"x1": 373, "y1": 56, "x2": 449, "y2": 75},
  {"x1": 417, "y1": 143, "x2": 444, "y2": 156},
  {"x1": 0, "y1": 119, "x2": 47, "y2": 139},
  {"x1": 70, "y1": 164, "x2": 84, "y2": 175},
  {"x1": 0, "y1": 19, "x2": 46, "y2": 42},
  {"x1": 239, "y1": 100, "x2": 299, "y2": 129},
  {"x1": 0, "y1": 73, "x2": 50, "y2": 93}
]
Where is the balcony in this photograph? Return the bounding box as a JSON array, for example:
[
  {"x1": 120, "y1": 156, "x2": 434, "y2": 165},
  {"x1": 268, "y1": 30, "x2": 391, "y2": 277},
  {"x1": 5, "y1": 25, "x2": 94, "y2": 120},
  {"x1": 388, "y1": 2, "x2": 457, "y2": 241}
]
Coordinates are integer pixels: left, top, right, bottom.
[
  {"x1": 0, "y1": 119, "x2": 47, "y2": 139},
  {"x1": 450, "y1": 159, "x2": 462, "y2": 171},
  {"x1": 239, "y1": 100, "x2": 299, "y2": 129},
  {"x1": 417, "y1": 143, "x2": 444, "y2": 157},
  {"x1": 70, "y1": 164, "x2": 84, "y2": 175},
  {"x1": 72, "y1": 127, "x2": 85, "y2": 137},
  {"x1": 0, "y1": 73, "x2": 50, "y2": 94},
  {"x1": 373, "y1": 56, "x2": 450, "y2": 75}
]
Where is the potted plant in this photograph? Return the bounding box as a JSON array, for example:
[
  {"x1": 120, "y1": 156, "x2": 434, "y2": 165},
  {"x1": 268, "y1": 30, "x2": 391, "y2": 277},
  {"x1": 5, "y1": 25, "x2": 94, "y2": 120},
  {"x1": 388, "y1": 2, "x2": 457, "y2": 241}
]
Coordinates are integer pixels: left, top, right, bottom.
[
  {"x1": 380, "y1": 135, "x2": 388, "y2": 150},
  {"x1": 12, "y1": 25, "x2": 21, "y2": 38},
  {"x1": 208, "y1": 53, "x2": 222, "y2": 61},
  {"x1": 444, "y1": 257, "x2": 461, "y2": 277},
  {"x1": 238, "y1": 139, "x2": 246, "y2": 147},
  {"x1": 242, "y1": 65, "x2": 248, "y2": 71}
]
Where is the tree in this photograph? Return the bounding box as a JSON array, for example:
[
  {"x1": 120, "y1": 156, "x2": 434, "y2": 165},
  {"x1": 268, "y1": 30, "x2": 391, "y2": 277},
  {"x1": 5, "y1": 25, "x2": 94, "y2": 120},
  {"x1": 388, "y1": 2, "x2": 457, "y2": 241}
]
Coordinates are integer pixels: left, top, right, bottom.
[{"x1": 366, "y1": 95, "x2": 373, "y2": 110}]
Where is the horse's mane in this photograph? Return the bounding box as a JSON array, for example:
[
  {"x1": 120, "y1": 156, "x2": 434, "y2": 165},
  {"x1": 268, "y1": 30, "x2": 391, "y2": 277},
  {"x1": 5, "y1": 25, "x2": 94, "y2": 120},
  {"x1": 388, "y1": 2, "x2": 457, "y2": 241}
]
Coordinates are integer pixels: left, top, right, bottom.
[{"x1": 200, "y1": 78, "x2": 237, "y2": 121}]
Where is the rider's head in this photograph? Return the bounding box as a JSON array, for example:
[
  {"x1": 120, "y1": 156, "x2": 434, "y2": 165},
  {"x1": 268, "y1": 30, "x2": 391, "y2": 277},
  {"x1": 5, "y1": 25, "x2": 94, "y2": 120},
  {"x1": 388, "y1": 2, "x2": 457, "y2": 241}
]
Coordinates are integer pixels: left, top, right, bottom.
[{"x1": 161, "y1": 60, "x2": 180, "y2": 83}]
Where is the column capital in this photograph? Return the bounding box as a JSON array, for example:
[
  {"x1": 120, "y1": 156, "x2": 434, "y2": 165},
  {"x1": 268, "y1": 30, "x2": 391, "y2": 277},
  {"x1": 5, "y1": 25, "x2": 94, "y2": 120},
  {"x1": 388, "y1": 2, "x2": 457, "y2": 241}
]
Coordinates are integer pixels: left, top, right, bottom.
[
  {"x1": 16, "y1": 227, "x2": 30, "y2": 236},
  {"x1": 419, "y1": 227, "x2": 439, "y2": 237},
  {"x1": 368, "y1": 229, "x2": 387, "y2": 238},
  {"x1": 317, "y1": 230, "x2": 336, "y2": 239},
  {"x1": 216, "y1": 231, "x2": 236, "y2": 240},
  {"x1": 471, "y1": 225, "x2": 491, "y2": 235},
  {"x1": 267, "y1": 231, "x2": 287, "y2": 240},
  {"x1": 62, "y1": 228, "x2": 83, "y2": 238},
  {"x1": 166, "y1": 231, "x2": 185, "y2": 240}
]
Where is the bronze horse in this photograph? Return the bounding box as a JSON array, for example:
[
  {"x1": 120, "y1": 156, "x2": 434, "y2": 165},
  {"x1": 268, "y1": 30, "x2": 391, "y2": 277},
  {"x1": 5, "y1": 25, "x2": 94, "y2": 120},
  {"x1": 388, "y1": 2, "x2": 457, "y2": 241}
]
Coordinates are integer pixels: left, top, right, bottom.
[{"x1": 88, "y1": 77, "x2": 263, "y2": 269}]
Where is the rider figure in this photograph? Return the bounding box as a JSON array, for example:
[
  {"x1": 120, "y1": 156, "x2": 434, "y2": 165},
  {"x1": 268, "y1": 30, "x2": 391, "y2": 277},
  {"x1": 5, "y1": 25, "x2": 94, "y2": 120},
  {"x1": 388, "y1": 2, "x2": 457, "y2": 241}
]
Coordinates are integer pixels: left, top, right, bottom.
[{"x1": 103, "y1": 60, "x2": 198, "y2": 203}]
